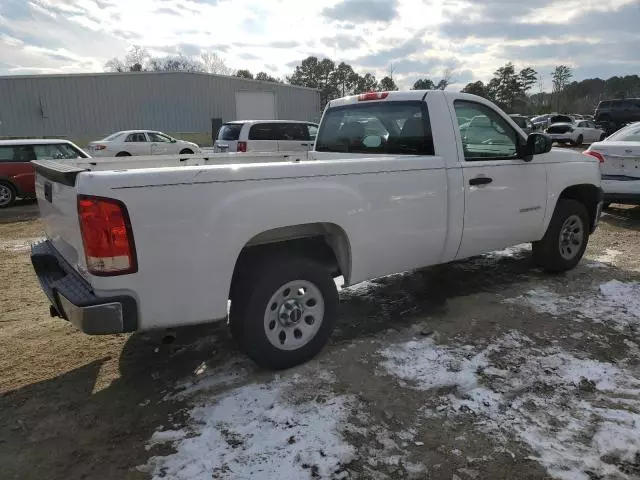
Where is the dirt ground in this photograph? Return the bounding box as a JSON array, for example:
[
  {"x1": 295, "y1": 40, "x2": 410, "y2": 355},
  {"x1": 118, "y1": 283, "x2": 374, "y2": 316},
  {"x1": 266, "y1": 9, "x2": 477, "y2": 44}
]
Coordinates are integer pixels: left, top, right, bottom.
[{"x1": 2, "y1": 200, "x2": 640, "y2": 480}]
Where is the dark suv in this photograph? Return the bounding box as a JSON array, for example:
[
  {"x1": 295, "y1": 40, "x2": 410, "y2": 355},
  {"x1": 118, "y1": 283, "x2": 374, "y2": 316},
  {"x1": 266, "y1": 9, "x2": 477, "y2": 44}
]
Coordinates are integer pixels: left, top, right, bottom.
[{"x1": 595, "y1": 99, "x2": 640, "y2": 126}]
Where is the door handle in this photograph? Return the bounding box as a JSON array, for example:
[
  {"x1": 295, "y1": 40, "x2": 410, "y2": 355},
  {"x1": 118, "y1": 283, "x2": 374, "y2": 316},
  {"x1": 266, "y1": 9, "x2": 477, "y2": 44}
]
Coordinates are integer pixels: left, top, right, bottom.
[
  {"x1": 300, "y1": 143, "x2": 309, "y2": 146},
  {"x1": 469, "y1": 176, "x2": 493, "y2": 186}
]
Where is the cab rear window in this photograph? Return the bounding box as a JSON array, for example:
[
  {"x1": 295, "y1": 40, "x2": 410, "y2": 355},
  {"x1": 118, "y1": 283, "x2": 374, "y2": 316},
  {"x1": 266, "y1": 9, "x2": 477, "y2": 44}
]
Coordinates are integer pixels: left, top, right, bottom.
[
  {"x1": 315, "y1": 101, "x2": 434, "y2": 155},
  {"x1": 217, "y1": 124, "x2": 242, "y2": 141}
]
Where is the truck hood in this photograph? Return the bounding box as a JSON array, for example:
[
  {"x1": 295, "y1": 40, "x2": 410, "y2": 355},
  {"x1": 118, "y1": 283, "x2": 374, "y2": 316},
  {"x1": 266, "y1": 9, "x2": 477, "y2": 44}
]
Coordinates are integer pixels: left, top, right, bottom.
[{"x1": 546, "y1": 147, "x2": 594, "y2": 163}]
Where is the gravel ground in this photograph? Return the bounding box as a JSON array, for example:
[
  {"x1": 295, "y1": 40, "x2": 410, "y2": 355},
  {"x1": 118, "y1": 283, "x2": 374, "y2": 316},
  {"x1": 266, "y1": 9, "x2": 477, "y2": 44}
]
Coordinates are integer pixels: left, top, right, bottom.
[{"x1": 1, "y1": 202, "x2": 640, "y2": 480}]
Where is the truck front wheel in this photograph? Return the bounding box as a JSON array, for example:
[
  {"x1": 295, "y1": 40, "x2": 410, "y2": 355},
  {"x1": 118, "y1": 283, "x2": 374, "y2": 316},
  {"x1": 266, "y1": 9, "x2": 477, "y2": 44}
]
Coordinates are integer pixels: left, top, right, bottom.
[
  {"x1": 229, "y1": 256, "x2": 338, "y2": 370},
  {"x1": 532, "y1": 199, "x2": 589, "y2": 272}
]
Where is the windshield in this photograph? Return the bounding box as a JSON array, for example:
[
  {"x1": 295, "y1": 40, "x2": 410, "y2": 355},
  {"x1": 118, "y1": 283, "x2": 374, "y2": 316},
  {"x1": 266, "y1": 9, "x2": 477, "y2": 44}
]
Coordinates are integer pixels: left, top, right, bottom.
[
  {"x1": 607, "y1": 123, "x2": 640, "y2": 141},
  {"x1": 550, "y1": 115, "x2": 573, "y2": 124},
  {"x1": 102, "y1": 132, "x2": 124, "y2": 141},
  {"x1": 217, "y1": 124, "x2": 242, "y2": 141},
  {"x1": 511, "y1": 116, "x2": 527, "y2": 128},
  {"x1": 315, "y1": 101, "x2": 434, "y2": 155}
]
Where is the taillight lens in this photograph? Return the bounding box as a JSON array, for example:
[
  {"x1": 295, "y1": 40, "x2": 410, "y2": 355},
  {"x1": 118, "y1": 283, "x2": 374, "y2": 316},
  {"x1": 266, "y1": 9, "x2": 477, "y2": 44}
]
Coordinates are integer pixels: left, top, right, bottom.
[
  {"x1": 583, "y1": 150, "x2": 604, "y2": 163},
  {"x1": 358, "y1": 91, "x2": 389, "y2": 101},
  {"x1": 237, "y1": 141, "x2": 247, "y2": 152},
  {"x1": 94, "y1": 144, "x2": 106, "y2": 150},
  {"x1": 78, "y1": 195, "x2": 137, "y2": 275}
]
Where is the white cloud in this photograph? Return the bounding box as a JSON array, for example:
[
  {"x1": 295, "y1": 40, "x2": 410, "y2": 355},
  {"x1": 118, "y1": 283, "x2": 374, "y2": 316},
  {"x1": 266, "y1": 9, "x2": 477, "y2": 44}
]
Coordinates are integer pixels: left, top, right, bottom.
[{"x1": 0, "y1": 0, "x2": 638, "y2": 87}]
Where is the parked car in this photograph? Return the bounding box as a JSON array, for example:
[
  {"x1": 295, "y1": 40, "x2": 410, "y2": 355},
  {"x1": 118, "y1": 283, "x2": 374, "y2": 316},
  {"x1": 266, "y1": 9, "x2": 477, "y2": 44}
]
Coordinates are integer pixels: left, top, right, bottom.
[
  {"x1": 30, "y1": 90, "x2": 602, "y2": 370},
  {"x1": 0, "y1": 139, "x2": 88, "y2": 208},
  {"x1": 87, "y1": 131, "x2": 200, "y2": 157},
  {"x1": 595, "y1": 99, "x2": 640, "y2": 126},
  {"x1": 585, "y1": 122, "x2": 640, "y2": 206},
  {"x1": 510, "y1": 114, "x2": 535, "y2": 134},
  {"x1": 213, "y1": 120, "x2": 319, "y2": 153},
  {"x1": 545, "y1": 119, "x2": 605, "y2": 145}
]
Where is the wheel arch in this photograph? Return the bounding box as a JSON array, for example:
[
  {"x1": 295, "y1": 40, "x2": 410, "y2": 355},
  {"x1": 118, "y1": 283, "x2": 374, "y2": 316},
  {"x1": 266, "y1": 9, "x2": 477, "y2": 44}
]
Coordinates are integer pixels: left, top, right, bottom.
[
  {"x1": 230, "y1": 222, "x2": 352, "y2": 299},
  {"x1": 557, "y1": 184, "x2": 602, "y2": 233},
  {"x1": 0, "y1": 176, "x2": 19, "y2": 192}
]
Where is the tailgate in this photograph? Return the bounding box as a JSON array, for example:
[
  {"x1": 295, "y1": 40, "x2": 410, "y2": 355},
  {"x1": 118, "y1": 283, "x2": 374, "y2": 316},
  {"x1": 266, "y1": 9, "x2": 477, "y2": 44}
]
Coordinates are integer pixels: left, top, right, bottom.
[{"x1": 32, "y1": 160, "x2": 88, "y2": 274}]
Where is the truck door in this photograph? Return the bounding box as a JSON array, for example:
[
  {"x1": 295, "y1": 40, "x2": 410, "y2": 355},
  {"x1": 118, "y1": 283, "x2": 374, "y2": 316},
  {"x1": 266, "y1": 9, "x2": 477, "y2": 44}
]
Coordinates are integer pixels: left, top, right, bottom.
[{"x1": 451, "y1": 99, "x2": 548, "y2": 259}]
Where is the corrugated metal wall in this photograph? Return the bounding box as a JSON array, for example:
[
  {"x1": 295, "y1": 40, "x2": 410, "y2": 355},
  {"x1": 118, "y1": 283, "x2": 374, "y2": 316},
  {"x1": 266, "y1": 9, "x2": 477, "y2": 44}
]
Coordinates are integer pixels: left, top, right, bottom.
[{"x1": 0, "y1": 72, "x2": 322, "y2": 138}]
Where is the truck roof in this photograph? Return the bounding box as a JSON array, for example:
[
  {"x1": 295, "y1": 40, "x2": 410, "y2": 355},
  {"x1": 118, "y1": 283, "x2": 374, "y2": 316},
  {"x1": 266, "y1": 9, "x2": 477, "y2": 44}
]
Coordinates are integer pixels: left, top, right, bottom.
[
  {"x1": 0, "y1": 139, "x2": 75, "y2": 146},
  {"x1": 326, "y1": 90, "x2": 487, "y2": 108}
]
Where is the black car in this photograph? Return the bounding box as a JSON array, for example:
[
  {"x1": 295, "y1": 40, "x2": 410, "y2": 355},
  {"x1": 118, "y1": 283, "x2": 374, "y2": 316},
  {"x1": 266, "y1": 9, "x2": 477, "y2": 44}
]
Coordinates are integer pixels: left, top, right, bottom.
[{"x1": 595, "y1": 99, "x2": 640, "y2": 126}]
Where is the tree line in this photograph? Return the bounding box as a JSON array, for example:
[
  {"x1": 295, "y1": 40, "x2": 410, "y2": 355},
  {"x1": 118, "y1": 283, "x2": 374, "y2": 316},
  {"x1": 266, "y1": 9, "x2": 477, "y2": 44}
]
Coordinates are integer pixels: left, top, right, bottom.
[
  {"x1": 104, "y1": 46, "x2": 452, "y2": 106},
  {"x1": 462, "y1": 63, "x2": 640, "y2": 115},
  {"x1": 106, "y1": 46, "x2": 640, "y2": 114}
]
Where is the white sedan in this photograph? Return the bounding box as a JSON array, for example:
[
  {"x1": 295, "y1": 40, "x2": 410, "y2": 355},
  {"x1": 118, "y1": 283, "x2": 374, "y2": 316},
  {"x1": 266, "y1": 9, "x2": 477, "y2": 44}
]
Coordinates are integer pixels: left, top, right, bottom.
[
  {"x1": 88, "y1": 130, "x2": 200, "y2": 157},
  {"x1": 545, "y1": 119, "x2": 606, "y2": 146},
  {"x1": 585, "y1": 122, "x2": 640, "y2": 206}
]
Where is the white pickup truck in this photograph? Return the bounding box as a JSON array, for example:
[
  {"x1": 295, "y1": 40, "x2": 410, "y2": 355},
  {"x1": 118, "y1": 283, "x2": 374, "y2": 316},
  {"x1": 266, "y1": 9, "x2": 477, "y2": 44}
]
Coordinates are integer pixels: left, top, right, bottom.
[{"x1": 31, "y1": 90, "x2": 602, "y2": 369}]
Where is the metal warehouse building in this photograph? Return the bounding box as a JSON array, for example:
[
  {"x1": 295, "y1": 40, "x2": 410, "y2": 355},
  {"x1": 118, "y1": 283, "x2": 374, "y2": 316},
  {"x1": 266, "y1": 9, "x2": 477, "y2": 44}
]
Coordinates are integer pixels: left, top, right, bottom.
[{"x1": 0, "y1": 71, "x2": 322, "y2": 146}]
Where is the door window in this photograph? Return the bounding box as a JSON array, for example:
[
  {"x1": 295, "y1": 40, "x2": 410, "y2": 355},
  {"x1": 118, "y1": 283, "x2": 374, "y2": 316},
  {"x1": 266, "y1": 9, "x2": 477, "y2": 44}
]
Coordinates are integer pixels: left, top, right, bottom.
[
  {"x1": 454, "y1": 101, "x2": 519, "y2": 160},
  {"x1": 0, "y1": 146, "x2": 15, "y2": 162},
  {"x1": 125, "y1": 133, "x2": 147, "y2": 142},
  {"x1": 307, "y1": 124, "x2": 319, "y2": 141},
  {"x1": 33, "y1": 144, "x2": 84, "y2": 160},
  {"x1": 248, "y1": 123, "x2": 279, "y2": 141},
  {"x1": 148, "y1": 132, "x2": 172, "y2": 142},
  {"x1": 280, "y1": 123, "x2": 308, "y2": 141}
]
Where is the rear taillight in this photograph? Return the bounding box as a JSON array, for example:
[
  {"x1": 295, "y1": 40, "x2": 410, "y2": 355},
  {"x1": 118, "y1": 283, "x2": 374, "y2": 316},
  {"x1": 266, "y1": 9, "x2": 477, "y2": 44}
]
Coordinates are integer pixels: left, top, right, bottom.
[
  {"x1": 358, "y1": 91, "x2": 389, "y2": 101},
  {"x1": 583, "y1": 150, "x2": 604, "y2": 163},
  {"x1": 93, "y1": 144, "x2": 106, "y2": 150},
  {"x1": 78, "y1": 195, "x2": 137, "y2": 276},
  {"x1": 237, "y1": 141, "x2": 247, "y2": 152}
]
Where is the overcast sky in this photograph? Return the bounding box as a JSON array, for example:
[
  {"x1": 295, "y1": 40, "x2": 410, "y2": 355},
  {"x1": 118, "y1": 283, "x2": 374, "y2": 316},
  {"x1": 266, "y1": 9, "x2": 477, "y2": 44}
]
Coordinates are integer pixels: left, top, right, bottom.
[{"x1": 0, "y1": 0, "x2": 638, "y2": 90}]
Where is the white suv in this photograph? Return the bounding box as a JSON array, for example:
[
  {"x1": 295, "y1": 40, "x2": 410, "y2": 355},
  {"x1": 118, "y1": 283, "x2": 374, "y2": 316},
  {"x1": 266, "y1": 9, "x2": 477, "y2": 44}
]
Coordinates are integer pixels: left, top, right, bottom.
[{"x1": 213, "y1": 120, "x2": 319, "y2": 153}]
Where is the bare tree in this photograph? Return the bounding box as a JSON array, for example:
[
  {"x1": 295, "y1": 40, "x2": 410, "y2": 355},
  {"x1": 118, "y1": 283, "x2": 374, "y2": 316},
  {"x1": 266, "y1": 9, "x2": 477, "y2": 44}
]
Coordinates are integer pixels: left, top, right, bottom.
[
  {"x1": 124, "y1": 45, "x2": 150, "y2": 70},
  {"x1": 104, "y1": 57, "x2": 126, "y2": 72},
  {"x1": 105, "y1": 45, "x2": 150, "y2": 72},
  {"x1": 436, "y1": 68, "x2": 454, "y2": 90},
  {"x1": 200, "y1": 52, "x2": 233, "y2": 75}
]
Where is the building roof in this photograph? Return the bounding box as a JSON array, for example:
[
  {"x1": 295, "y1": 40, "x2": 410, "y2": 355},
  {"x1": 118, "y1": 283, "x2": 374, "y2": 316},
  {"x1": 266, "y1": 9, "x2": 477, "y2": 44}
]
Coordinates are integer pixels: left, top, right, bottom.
[{"x1": 0, "y1": 70, "x2": 320, "y2": 92}]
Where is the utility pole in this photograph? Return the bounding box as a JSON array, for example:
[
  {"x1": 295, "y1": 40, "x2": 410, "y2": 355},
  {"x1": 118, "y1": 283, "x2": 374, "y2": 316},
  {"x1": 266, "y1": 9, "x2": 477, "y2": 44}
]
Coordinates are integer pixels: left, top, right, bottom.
[{"x1": 389, "y1": 63, "x2": 395, "y2": 82}]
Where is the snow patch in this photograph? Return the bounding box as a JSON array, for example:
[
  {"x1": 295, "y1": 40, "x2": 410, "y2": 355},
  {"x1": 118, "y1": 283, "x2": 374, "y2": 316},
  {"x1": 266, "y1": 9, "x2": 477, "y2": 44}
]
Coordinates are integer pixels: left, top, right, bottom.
[
  {"x1": 507, "y1": 280, "x2": 640, "y2": 330},
  {"x1": 146, "y1": 376, "x2": 357, "y2": 480},
  {"x1": 454, "y1": 244, "x2": 531, "y2": 270},
  {"x1": 379, "y1": 332, "x2": 640, "y2": 480}
]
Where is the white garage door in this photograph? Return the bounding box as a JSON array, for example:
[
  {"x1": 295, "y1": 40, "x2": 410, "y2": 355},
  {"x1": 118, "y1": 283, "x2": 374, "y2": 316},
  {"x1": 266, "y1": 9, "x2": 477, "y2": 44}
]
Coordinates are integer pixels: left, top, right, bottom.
[{"x1": 235, "y1": 91, "x2": 276, "y2": 120}]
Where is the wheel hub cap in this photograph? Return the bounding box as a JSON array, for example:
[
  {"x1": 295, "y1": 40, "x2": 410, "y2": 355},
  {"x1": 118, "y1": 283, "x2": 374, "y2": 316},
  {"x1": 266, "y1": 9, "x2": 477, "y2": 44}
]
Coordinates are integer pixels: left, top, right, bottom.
[
  {"x1": 278, "y1": 299, "x2": 304, "y2": 326},
  {"x1": 559, "y1": 214, "x2": 584, "y2": 260},
  {"x1": 263, "y1": 280, "x2": 325, "y2": 351}
]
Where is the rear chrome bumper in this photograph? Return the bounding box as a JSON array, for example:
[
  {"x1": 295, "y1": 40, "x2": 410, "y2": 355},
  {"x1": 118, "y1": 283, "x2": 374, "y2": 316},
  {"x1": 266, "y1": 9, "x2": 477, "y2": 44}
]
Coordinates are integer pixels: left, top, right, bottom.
[{"x1": 31, "y1": 241, "x2": 138, "y2": 334}]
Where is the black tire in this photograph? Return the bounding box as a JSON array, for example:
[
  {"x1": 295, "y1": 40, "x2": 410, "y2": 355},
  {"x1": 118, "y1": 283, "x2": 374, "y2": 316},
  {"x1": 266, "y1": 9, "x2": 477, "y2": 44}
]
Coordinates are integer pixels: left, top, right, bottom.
[
  {"x1": 532, "y1": 199, "x2": 589, "y2": 272},
  {"x1": 0, "y1": 181, "x2": 16, "y2": 208},
  {"x1": 116, "y1": 151, "x2": 131, "y2": 157},
  {"x1": 573, "y1": 134, "x2": 584, "y2": 146},
  {"x1": 179, "y1": 149, "x2": 194, "y2": 155},
  {"x1": 229, "y1": 255, "x2": 338, "y2": 370}
]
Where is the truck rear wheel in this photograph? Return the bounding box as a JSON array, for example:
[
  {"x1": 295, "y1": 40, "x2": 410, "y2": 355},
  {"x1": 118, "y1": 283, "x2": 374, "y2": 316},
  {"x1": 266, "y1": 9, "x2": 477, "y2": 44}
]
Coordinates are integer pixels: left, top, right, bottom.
[
  {"x1": 532, "y1": 199, "x2": 589, "y2": 272},
  {"x1": 229, "y1": 256, "x2": 338, "y2": 370}
]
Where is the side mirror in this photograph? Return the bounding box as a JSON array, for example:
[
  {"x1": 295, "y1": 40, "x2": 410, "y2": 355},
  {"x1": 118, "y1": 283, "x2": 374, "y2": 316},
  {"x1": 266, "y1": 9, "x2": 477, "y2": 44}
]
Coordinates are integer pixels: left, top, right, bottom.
[
  {"x1": 170, "y1": 138, "x2": 177, "y2": 143},
  {"x1": 522, "y1": 132, "x2": 552, "y2": 161}
]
